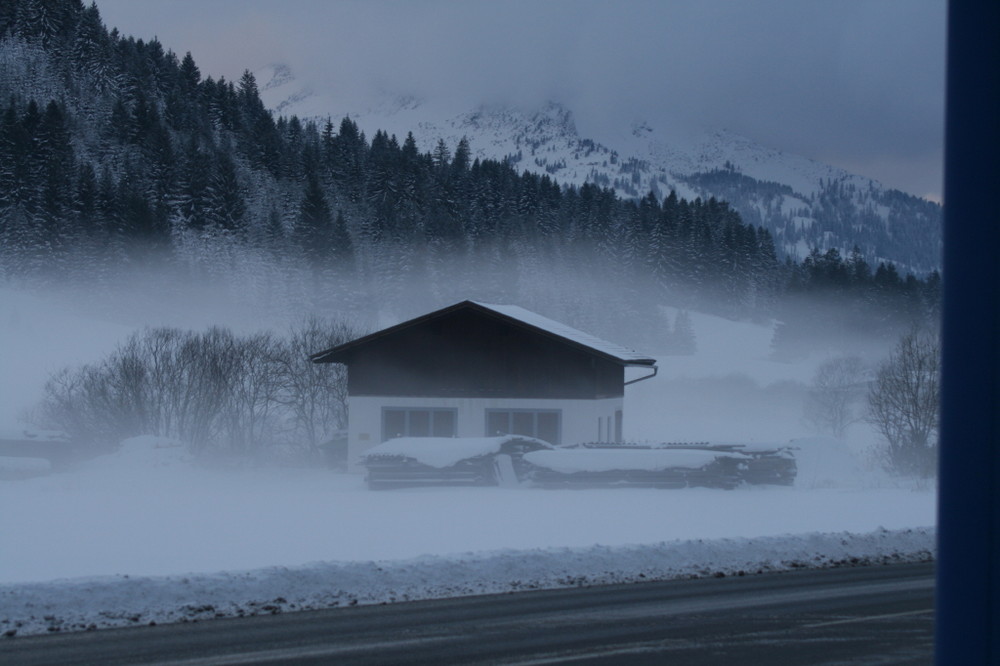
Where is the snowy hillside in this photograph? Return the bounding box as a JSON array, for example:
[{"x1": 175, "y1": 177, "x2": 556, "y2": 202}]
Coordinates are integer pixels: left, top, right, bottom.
[{"x1": 258, "y1": 64, "x2": 942, "y2": 273}]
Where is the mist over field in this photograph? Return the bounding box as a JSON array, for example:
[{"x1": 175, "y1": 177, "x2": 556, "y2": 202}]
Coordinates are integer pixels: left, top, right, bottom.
[
  {"x1": 0, "y1": 3, "x2": 939, "y2": 628},
  {"x1": 1, "y1": 250, "x2": 904, "y2": 473},
  {"x1": 0, "y1": 268, "x2": 934, "y2": 595}
]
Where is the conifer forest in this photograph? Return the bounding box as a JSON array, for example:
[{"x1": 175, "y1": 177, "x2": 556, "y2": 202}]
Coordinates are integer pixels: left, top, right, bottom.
[{"x1": 0, "y1": 0, "x2": 939, "y2": 354}]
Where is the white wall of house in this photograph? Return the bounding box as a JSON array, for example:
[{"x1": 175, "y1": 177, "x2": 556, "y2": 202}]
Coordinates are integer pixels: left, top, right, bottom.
[{"x1": 346, "y1": 395, "x2": 624, "y2": 470}]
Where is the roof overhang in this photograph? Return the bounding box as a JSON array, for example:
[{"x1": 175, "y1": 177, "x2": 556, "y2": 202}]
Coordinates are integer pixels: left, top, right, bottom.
[{"x1": 310, "y1": 300, "x2": 657, "y2": 368}]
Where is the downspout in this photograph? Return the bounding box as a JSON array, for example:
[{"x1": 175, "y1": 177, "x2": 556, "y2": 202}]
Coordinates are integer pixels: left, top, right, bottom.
[{"x1": 624, "y1": 364, "x2": 658, "y2": 386}]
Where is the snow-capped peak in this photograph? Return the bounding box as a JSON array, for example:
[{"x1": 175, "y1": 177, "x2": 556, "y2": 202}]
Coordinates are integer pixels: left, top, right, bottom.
[{"x1": 257, "y1": 64, "x2": 941, "y2": 273}]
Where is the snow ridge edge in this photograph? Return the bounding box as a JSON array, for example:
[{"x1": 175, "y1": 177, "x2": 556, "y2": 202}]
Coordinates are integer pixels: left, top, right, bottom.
[{"x1": 0, "y1": 526, "x2": 934, "y2": 637}]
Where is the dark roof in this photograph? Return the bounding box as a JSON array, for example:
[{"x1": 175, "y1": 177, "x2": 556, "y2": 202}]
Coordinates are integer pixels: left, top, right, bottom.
[{"x1": 310, "y1": 300, "x2": 657, "y2": 367}]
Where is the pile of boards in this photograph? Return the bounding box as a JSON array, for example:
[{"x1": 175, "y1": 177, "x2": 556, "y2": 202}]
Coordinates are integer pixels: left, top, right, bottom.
[
  {"x1": 523, "y1": 443, "x2": 797, "y2": 489},
  {"x1": 361, "y1": 437, "x2": 796, "y2": 490},
  {"x1": 360, "y1": 436, "x2": 551, "y2": 490}
]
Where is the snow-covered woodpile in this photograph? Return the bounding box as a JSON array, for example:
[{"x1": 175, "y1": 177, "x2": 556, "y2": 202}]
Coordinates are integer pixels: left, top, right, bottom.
[
  {"x1": 522, "y1": 443, "x2": 796, "y2": 489},
  {"x1": 360, "y1": 436, "x2": 552, "y2": 490},
  {"x1": 360, "y1": 438, "x2": 796, "y2": 490},
  {"x1": 521, "y1": 447, "x2": 745, "y2": 489}
]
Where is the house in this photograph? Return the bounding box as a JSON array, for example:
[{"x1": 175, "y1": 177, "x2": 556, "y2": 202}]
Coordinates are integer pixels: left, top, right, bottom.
[{"x1": 310, "y1": 300, "x2": 657, "y2": 468}]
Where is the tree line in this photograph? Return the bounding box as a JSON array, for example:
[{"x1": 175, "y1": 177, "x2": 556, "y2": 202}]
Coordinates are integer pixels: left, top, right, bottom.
[
  {"x1": 804, "y1": 328, "x2": 939, "y2": 477},
  {"x1": 0, "y1": 0, "x2": 938, "y2": 351},
  {"x1": 37, "y1": 318, "x2": 357, "y2": 459}
]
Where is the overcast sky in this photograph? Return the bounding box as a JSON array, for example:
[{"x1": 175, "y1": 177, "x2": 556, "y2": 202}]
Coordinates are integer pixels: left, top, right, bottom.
[{"x1": 95, "y1": 0, "x2": 946, "y2": 200}]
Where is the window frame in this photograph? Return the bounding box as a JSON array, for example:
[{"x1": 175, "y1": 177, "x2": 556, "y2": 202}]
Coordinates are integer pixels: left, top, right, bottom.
[
  {"x1": 381, "y1": 407, "x2": 458, "y2": 442},
  {"x1": 484, "y1": 408, "x2": 562, "y2": 445}
]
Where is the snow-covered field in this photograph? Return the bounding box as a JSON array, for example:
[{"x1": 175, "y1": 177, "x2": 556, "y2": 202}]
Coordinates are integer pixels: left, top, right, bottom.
[
  {"x1": 0, "y1": 287, "x2": 935, "y2": 637},
  {"x1": 0, "y1": 435, "x2": 935, "y2": 636}
]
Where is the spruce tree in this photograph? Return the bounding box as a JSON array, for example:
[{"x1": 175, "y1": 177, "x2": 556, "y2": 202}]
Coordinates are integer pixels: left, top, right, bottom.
[
  {"x1": 330, "y1": 210, "x2": 353, "y2": 262},
  {"x1": 297, "y1": 173, "x2": 333, "y2": 266}
]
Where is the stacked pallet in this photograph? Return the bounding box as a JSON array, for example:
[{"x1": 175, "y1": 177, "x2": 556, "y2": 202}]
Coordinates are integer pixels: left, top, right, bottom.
[
  {"x1": 534, "y1": 442, "x2": 798, "y2": 488},
  {"x1": 360, "y1": 436, "x2": 551, "y2": 490},
  {"x1": 521, "y1": 447, "x2": 747, "y2": 489},
  {"x1": 360, "y1": 438, "x2": 797, "y2": 490}
]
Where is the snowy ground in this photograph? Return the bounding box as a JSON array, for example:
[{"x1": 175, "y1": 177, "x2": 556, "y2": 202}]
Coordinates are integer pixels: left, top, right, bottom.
[
  {"x1": 2, "y1": 527, "x2": 934, "y2": 637},
  {"x1": 0, "y1": 288, "x2": 934, "y2": 637},
  {"x1": 0, "y1": 436, "x2": 935, "y2": 636}
]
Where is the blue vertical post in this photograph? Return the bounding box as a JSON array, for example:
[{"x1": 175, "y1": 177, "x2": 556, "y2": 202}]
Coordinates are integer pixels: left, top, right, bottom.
[{"x1": 935, "y1": 1, "x2": 1000, "y2": 663}]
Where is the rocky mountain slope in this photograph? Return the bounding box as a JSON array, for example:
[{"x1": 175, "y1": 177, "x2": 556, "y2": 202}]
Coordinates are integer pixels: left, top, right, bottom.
[{"x1": 259, "y1": 64, "x2": 941, "y2": 274}]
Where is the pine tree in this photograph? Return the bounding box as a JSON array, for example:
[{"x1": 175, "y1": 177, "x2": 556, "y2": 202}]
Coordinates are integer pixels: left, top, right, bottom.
[
  {"x1": 205, "y1": 152, "x2": 246, "y2": 232},
  {"x1": 0, "y1": 102, "x2": 27, "y2": 209},
  {"x1": 73, "y1": 162, "x2": 99, "y2": 234},
  {"x1": 451, "y1": 136, "x2": 470, "y2": 174},
  {"x1": 297, "y1": 173, "x2": 333, "y2": 266},
  {"x1": 330, "y1": 210, "x2": 353, "y2": 262},
  {"x1": 73, "y1": 2, "x2": 113, "y2": 91},
  {"x1": 432, "y1": 138, "x2": 450, "y2": 170}
]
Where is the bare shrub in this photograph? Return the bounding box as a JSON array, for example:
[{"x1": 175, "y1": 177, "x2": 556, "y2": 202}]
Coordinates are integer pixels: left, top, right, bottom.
[
  {"x1": 275, "y1": 316, "x2": 356, "y2": 454},
  {"x1": 215, "y1": 330, "x2": 285, "y2": 455},
  {"x1": 804, "y1": 356, "x2": 869, "y2": 438},
  {"x1": 36, "y1": 319, "x2": 360, "y2": 460},
  {"x1": 866, "y1": 330, "x2": 940, "y2": 477},
  {"x1": 39, "y1": 365, "x2": 128, "y2": 452}
]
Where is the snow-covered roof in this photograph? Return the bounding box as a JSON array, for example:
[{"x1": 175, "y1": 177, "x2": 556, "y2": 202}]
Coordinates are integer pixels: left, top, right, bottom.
[
  {"x1": 471, "y1": 302, "x2": 655, "y2": 365},
  {"x1": 523, "y1": 448, "x2": 747, "y2": 473},
  {"x1": 311, "y1": 300, "x2": 656, "y2": 366},
  {"x1": 361, "y1": 435, "x2": 551, "y2": 468}
]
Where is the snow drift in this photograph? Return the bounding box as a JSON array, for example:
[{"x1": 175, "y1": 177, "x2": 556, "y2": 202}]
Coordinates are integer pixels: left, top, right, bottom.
[{"x1": 0, "y1": 527, "x2": 934, "y2": 637}]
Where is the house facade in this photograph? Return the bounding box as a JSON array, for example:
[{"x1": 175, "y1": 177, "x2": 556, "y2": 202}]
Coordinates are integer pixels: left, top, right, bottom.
[{"x1": 311, "y1": 301, "x2": 656, "y2": 468}]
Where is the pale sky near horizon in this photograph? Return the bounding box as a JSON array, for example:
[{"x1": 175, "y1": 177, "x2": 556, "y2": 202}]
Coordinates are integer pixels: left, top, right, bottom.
[{"x1": 94, "y1": 0, "x2": 946, "y2": 200}]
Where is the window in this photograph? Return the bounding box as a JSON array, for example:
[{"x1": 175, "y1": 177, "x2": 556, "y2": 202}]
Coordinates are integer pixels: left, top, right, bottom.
[
  {"x1": 382, "y1": 408, "x2": 457, "y2": 441},
  {"x1": 486, "y1": 409, "x2": 561, "y2": 445}
]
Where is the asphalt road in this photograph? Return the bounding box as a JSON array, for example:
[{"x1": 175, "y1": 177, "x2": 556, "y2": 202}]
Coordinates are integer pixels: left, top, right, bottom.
[{"x1": 1, "y1": 561, "x2": 934, "y2": 665}]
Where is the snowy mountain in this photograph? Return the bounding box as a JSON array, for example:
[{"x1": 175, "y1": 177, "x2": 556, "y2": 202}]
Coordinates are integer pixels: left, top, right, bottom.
[{"x1": 258, "y1": 65, "x2": 942, "y2": 274}]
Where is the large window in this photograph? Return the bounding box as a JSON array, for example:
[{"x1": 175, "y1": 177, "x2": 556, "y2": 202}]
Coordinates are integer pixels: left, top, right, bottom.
[
  {"x1": 382, "y1": 408, "x2": 457, "y2": 441},
  {"x1": 486, "y1": 409, "x2": 561, "y2": 445}
]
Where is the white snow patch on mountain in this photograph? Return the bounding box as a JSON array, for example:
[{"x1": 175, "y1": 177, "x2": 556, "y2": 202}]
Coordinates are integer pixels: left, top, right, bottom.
[
  {"x1": 257, "y1": 64, "x2": 848, "y2": 200},
  {"x1": 257, "y1": 64, "x2": 942, "y2": 272}
]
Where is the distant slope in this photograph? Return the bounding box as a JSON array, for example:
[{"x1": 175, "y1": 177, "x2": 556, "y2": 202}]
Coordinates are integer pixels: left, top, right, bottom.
[{"x1": 259, "y1": 65, "x2": 942, "y2": 274}]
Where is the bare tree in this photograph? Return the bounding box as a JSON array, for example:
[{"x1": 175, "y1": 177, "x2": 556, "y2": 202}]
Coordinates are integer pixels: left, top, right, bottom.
[
  {"x1": 218, "y1": 331, "x2": 285, "y2": 455},
  {"x1": 39, "y1": 364, "x2": 123, "y2": 451},
  {"x1": 866, "y1": 330, "x2": 940, "y2": 476},
  {"x1": 37, "y1": 320, "x2": 359, "y2": 461},
  {"x1": 276, "y1": 316, "x2": 358, "y2": 454},
  {"x1": 804, "y1": 356, "x2": 869, "y2": 438}
]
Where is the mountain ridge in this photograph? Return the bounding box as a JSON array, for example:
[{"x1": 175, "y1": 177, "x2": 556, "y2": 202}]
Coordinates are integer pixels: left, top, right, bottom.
[{"x1": 258, "y1": 64, "x2": 941, "y2": 274}]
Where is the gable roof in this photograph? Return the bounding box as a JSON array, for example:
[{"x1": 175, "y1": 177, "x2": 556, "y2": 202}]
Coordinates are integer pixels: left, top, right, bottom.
[{"x1": 310, "y1": 300, "x2": 656, "y2": 367}]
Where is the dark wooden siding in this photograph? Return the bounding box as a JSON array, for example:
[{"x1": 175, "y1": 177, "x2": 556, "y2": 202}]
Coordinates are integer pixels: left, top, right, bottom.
[{"x1": 343, "y1": 309, "x2": 625, "y2": 399}]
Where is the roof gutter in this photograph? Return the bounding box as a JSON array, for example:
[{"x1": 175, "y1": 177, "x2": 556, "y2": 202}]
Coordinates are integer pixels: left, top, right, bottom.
[{"x1": 624, "y1": 364, "x2": 658, "y2": 386}]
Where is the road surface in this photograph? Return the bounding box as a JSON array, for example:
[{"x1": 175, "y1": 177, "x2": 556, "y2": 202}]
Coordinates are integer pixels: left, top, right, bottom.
[{"x1": 1, "y1": 561, "x2": 933, "y2": 665}]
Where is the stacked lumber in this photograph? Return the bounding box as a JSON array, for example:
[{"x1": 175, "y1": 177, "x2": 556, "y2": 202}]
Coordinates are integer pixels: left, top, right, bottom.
[
  {"x1": 521, "y1": 442, "x2": 797, "y2": 489},
  {"x1": 360, "y1": 438, "x2": 797, "y2": 490},
  {"x1": 361, "y1": 436, "x2": 550, "y2": 490}
]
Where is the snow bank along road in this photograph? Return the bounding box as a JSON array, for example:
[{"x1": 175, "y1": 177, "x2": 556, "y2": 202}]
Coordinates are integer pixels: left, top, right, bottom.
[
  {"x1": 0, "y1": 562, "x2": 934, "y2": 665},
  {"x1": 0, "y1": 527, "x2": 933, "y2": 638}
]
